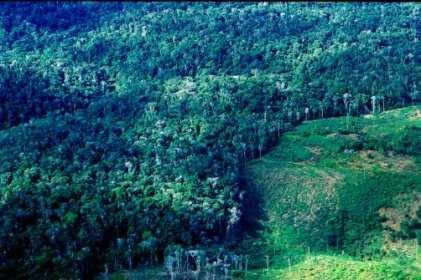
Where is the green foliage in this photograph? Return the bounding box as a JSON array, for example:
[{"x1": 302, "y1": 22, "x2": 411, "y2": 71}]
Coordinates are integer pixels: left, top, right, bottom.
[{"x1": 0, "y1": 2, "x2": 419, "y2": 279}]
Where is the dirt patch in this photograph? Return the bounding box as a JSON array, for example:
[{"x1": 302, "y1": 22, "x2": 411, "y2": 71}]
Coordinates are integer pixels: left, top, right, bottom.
[
  {"x1": 320, "y1": 170, "x2": 343, "y2": 190},
  {"x1": 409, "y1": 108, "x2": 421, "y2": 121},
  {"x1": 327, "y1": 132, "x2": 340, "y2": 138},
  {"x1": 288, "y1": 168, "x2": 342, "y2": 225},
  {"x1": 300, "y1": 146, "x2": 323, "y2": 163},
  {"x1": 379, "y1": 192, "x2": 421, "y2": 254},
  {"x1": 346, "y1": 133, "x2": 359, "y2": 141},
  {"x1": 378, "y1": 192, "x2": 421, "y2": 257},
  {"x1": 381, "y1": 235, "x2": 418, "y2": 257},
  {"x1": 350, "y1": 150, "x2": 416, "y2": 172},
  {"x1": 379, "y1": 207, "x2": 403, "y2": 232},
  {"x1": 326, "y1": 132, "x2": 359, "y2": 141},
  {"x1": 306, "y1": 146, "x2": 322, "y2": 156}
]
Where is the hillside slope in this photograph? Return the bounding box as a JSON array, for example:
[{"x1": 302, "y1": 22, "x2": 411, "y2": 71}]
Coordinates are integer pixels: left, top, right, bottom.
[
  {"x1": 108, "y1": 106, "x2": 421, "y2": 279},
  {"x1": 242, "y1": 106, "x2": 421, "y2": 279}
]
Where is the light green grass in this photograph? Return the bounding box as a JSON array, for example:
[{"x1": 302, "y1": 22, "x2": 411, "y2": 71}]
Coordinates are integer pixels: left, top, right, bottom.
[
  {"x1": 279, "y1": 255, "x2": 418, "y2": 280},
  {"x1": 243, "y1": 106, "x2": 421, "y2": 279}
]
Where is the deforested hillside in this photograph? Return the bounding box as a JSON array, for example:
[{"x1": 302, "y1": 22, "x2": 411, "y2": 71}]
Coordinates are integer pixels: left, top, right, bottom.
[
  {"x1": 0, "y1": 2, "x2": 419, "y2": 279},
  {"x1": 242, "y1": 105, "x2": 420, "y2": 279}
]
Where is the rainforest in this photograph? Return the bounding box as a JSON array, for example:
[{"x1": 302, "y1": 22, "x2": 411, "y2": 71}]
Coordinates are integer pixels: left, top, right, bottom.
[{"x1": 0, "y1": 2, "x2": 420, "y2": 279}]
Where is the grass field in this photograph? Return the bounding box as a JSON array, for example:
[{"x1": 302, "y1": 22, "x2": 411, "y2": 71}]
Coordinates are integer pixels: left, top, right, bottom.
[{"x1": 241, "y1": 105, "x2": 421, "y2": 279}]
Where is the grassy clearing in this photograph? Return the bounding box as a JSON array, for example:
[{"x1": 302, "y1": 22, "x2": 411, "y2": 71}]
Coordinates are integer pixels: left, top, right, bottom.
[
  {"x1": 243, "y1": 255, "x2": 419, "y2": 280},
  {"x1": 279, "y1": 255, "x2": 418, "y2": 280},
  {"x1": 243, "y1": 106, "x2": 421, "y2": 279}
]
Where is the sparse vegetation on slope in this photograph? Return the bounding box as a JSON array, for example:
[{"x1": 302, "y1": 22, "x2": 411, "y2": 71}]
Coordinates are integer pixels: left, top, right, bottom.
[{"x1": 241, "y1": 106, "x2": 420, "y2": 279}]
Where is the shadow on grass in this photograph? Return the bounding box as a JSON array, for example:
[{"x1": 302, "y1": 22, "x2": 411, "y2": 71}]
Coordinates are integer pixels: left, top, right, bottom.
[{"x1": 236, "y1": 168, "x2": 268, "y2": 241}]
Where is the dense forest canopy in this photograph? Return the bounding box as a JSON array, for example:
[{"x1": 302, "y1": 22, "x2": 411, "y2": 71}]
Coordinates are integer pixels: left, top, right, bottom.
[{"x1": 0, "y1": 2, "x2": 419, "y2": 279}]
